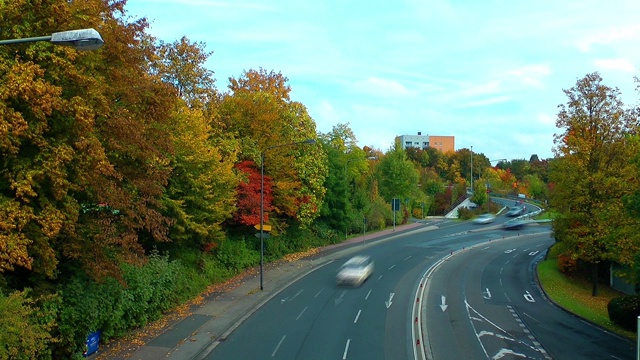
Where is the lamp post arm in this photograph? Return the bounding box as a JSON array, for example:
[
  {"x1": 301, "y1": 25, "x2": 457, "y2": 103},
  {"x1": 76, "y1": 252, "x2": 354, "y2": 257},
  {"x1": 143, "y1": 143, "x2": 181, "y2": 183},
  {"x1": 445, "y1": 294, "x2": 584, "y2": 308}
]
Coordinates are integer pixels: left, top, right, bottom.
[{"x1": 0, "y1": 36, "x2": 52, "y2": 45}]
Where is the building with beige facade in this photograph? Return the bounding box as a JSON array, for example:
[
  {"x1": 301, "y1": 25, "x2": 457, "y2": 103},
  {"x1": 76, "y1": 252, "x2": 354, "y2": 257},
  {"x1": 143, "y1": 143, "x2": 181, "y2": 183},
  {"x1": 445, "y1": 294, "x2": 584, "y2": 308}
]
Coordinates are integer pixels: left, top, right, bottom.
[{"x1": 396, "y1": 132, "x2": 455, "y2": 153}]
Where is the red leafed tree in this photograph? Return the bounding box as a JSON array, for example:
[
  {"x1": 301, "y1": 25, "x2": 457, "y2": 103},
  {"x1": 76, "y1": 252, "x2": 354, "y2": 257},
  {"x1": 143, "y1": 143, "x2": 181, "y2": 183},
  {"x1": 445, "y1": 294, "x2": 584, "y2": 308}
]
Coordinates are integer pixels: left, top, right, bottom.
[{"x1": 234, "y1": 160, "x2": 273, "y2": 226}]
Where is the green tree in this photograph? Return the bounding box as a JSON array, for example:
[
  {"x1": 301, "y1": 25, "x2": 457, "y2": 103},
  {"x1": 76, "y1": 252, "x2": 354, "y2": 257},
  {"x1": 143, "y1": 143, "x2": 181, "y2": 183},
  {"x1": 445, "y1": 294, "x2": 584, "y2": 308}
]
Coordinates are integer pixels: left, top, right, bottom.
[
  {"x1": 376, "y1": 145, "x2": 420, "y2": 203},
  {"x1": 550, "y1": 72, "x2": 639, "y2": 296}
]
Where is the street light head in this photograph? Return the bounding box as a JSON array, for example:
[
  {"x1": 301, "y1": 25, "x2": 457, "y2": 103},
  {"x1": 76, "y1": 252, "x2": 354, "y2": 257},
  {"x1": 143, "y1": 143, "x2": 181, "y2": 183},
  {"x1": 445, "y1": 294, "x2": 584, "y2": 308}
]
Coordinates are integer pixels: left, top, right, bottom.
[
  {"x1": 302, "y1": 139, "x2": 316, "y2": 145},
  {"x1": 51, "y1": 28, "x2": 104, "y2": 51},
  {"x1": 367, "y1": 156, "x2": 378, "y2": 160}
]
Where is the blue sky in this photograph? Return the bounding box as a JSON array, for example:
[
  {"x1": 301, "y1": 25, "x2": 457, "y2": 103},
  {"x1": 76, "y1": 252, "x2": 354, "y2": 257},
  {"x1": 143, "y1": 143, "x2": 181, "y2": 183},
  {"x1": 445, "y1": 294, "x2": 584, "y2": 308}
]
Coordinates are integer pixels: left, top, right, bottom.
[{"x1": 125, "y1": 0, "x2": 640, "y2": 161}]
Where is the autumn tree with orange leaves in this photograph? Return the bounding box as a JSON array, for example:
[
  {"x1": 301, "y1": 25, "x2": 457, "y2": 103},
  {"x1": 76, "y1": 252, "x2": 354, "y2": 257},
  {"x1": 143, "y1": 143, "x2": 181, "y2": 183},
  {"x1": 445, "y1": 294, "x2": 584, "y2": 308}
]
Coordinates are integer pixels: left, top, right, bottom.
[{"x1": 550, "y1": 72, "x2": 640, "y2": 296}]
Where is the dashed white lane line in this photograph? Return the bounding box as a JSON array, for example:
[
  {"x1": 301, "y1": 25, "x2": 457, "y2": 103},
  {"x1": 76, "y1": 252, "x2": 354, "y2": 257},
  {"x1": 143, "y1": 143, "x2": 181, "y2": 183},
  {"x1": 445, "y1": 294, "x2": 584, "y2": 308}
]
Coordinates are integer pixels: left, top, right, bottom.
[
  {"x1": 343, "y1": 339, "x2": 351, "y2": 359},
  {"x1": 354, "y1": 309, "x2": 362, "y2": 323},
  {"x1": 272, "y1": 335, "x2": 286, "y2": 357},
  {"x1": 296, "y1": 306, "x2": 307, "y2": 320}
]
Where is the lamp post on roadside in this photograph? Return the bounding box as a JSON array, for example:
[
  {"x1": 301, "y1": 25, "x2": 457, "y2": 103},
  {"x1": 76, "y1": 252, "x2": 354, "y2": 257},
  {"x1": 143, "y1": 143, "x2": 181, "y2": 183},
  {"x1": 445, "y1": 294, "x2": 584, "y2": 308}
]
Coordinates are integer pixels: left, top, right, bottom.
[
  {"x1": 0, "y1": 28, "x2": 104, "y2": 50},
  {"x1": 260, "y1": 139, "x2": 316, "y2": 291},
  {"x1": 470, "y1": 146, "x2": 474, "y2": 193}
]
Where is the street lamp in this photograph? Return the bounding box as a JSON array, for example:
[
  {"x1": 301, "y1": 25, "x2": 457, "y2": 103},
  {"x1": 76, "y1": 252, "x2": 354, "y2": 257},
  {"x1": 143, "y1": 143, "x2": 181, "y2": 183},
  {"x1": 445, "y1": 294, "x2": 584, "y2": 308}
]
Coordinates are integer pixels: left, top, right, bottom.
[
  {"x1": 0, "y1": 28, "x2": 104, "y2": 50},
  {"x1": 470, "y1": 146, "x2": 474, "y2": 192},
  {"x1": 260, "y1": 139, "x2": 316, "y2": 290}
]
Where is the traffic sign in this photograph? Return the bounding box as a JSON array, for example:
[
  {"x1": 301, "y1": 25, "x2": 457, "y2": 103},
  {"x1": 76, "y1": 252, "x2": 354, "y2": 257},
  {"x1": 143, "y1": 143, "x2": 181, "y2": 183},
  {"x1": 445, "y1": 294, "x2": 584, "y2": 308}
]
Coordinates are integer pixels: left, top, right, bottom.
[{"x1": 254, "y1": 224, "x2": 272, "y2": 232}]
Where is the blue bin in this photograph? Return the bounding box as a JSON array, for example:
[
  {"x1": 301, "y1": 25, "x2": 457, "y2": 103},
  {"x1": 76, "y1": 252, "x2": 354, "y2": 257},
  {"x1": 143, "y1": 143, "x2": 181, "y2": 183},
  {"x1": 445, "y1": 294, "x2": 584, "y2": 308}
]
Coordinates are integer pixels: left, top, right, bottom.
[{"x1": 83, "y1": 331, "x2": 101, "y2": 357}]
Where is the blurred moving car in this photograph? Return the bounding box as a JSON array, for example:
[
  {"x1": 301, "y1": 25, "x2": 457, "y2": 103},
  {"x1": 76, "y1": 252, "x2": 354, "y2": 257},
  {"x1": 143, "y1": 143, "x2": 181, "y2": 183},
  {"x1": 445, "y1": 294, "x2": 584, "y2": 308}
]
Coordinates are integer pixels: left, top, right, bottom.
[
  {"x1": 506, "y1": 205, "x2": 527, "y2": 217},
  {"x1": 473, "y1": 213, "x2": 496, "y2": 224},
  {"x1": 336, "y1": 256, "x2": 374, "y2": 287},
  {"x1": 503, "y1": 219, "x2": 528, "y2": 230}
]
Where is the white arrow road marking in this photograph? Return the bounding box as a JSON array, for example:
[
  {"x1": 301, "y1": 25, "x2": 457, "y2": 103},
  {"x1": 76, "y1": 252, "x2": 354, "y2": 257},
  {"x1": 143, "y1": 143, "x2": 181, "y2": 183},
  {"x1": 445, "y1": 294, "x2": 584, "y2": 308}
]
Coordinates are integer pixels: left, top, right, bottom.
[
  {"x1": 523, "y1": 291, "x2": 535, "y2": 302},
  {"x1": 335, "y1": 290, "x2": 346, "y2": 305},
  {"x1": 483, "y1": 288, "x2": 492, "y2": 300},
  {"x1": 385, "y1": 293, "x2": 395, "y2": 308},
  {"x1": 440, "y1": 295, "x2": 448, "y2": 311},
  {"x1": 528, "y1": 251, "x2": 539, "y2": 256},
  {"x1": 504, "y1": 249, "x2": 516, "y2": 254}
]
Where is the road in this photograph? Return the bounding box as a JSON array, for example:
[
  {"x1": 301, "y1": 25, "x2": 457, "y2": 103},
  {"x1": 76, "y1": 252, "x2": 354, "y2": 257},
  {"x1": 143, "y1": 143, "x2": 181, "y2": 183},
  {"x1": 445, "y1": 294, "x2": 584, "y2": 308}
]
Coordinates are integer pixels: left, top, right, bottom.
[
  {"x1": 424, "y1": 232, "x2": 635, "y2": 360},
  {"x1": 203, "y1": 209, "x2": 634, "y2": 359}
]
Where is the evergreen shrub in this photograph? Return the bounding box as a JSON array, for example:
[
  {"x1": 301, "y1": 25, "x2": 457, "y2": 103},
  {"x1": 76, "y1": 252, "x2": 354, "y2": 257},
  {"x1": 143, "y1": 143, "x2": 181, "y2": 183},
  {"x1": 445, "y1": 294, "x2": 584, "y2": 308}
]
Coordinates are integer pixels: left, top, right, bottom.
[{"x1": 607, "y1": 295, "x2": 640, "y2": 331}]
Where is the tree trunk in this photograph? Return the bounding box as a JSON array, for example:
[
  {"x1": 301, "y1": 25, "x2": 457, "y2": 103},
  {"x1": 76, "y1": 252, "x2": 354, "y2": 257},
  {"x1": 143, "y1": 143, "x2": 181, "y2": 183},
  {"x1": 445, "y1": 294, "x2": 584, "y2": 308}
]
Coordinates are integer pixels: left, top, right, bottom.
[{"x1": 591, "y1": 262, "x2": 599, "y2": 296}]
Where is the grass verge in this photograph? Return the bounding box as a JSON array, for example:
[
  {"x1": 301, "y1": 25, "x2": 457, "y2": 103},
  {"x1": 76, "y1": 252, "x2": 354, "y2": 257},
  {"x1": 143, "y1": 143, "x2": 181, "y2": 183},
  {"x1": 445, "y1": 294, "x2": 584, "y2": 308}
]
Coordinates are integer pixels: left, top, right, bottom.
[{"x1": 537, "y1": 259, "x2": 636, "y2": 339}]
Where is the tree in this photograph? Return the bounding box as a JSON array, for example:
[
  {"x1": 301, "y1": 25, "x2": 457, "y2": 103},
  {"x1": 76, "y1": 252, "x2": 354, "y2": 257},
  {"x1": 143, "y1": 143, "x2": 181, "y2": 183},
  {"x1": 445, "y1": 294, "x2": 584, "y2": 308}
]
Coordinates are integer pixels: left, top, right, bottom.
[
  {"x1": 233, "y1": 160, "x2": 272, "y2": 227},
  {"x1": 550, "y1": 72, "x2": 639, "y2": 296},
  {"x1": 376, "y1": 145, "x2": 420, "y2": 203},
  {"x1": 471, "y1": 180, "x2": 488, "y2": 207},
  {"x1": 153, "y1": 36, "x2": 217, "y2": 109}
]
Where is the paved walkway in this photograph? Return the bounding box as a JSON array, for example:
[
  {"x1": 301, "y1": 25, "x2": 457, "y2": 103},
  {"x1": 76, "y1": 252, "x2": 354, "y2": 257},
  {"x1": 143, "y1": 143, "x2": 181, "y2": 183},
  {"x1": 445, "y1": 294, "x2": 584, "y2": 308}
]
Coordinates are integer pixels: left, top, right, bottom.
[{"x1": 97, "y1": 220, "x2": 434, "y2": 360}]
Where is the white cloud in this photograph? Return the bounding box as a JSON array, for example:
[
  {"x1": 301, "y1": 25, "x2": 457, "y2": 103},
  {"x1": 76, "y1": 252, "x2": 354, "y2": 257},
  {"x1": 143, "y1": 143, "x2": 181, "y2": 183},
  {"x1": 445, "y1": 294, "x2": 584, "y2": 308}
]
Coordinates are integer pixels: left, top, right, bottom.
[
  {"x1": 506, "y1": 64, "x2": 551, "y2": 88},
  {"x1": 353, "y1": 77, "x2": 412, "y2": 97},
  {"x1": 537, "y1": 113, "x2": 555, "y2": 126},
  {"x1": 594, "y1": 58, "x2": 636, "y2": 73},
  {"x1": 578, "y1": 24, "x2": 640, "y2": 52},
  {"x1": 460, "y1": 81, "x2": 501, "y2": 97},
  {"x1": 460, "y1": 96, "x2": 511, "y2": 108}
]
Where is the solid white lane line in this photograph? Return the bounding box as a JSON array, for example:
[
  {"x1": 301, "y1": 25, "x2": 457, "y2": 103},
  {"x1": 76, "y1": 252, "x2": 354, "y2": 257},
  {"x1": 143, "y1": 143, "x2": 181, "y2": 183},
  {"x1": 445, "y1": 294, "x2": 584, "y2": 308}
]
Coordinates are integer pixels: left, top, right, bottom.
[
  {"x1": 365, "y1": 289, "x2": 372, "y2": 300},
  {"x1": 272, "y1": 335, "x2": 286, "y2": 357},
  {"x1": 354, "y1": 309, "x2": 362, "y2": 323},
  {"x1": 314, "y1": 288, "x2": 324, "y2": 297},
  {"x1": 343, "y1": 339, "x2": 351, "y2": 359},
  {"x1": 296, "y1": 306, "x2": 308, "y2": 320}
]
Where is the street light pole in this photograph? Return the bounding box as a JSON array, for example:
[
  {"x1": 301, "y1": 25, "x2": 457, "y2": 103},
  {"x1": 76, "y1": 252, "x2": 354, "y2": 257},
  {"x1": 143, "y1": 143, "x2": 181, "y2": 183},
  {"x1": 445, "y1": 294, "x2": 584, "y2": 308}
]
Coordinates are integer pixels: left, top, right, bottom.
[
  {"x1": 260, "y1": 139, "x2": 315, "y2": 291},
  {"x1": 0, "y1": 28, "x2": 104, "y2": 50},
  {"x1": 470, "y1": 146, "x2": 474, "y2": 193}
]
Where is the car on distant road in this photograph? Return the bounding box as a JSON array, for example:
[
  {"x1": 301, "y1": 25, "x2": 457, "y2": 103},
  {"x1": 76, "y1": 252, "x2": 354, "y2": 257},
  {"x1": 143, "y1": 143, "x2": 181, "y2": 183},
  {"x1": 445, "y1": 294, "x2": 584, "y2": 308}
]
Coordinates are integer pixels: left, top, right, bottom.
[
  {"x1": 473, "y1": 213, "x2": 496, "y2": 224},
  {"x1": 336, "y1": 256, "x2": 374, "y2": 287},
  {"x1": 506, "y1": 205, "x2": 526, "y2": 217}
]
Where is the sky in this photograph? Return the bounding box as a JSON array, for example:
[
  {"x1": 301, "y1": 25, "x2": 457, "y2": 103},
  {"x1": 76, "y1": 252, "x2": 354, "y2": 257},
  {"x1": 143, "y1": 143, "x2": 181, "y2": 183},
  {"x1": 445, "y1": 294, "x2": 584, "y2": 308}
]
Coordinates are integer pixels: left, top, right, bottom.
[{"x1": 124, "y1": 0, "x2": 640, "y2": 161}]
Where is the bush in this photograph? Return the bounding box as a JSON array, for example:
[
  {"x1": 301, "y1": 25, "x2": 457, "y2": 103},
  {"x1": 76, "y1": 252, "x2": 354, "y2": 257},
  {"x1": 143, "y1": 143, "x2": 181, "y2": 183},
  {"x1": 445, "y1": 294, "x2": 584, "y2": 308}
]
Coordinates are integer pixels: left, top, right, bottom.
[
  {"x1": 55, "y1": 252, "x2": 185, "y2": 358},
  {"x1": 0, "y1": 290, "x2": 55, "y2": 360},
  {"x1": 215, "y1": 239, "x2": 259, "y2": 272},
  {"x1": 608, "y1": 295, "x2": 640, "y2": 331}
]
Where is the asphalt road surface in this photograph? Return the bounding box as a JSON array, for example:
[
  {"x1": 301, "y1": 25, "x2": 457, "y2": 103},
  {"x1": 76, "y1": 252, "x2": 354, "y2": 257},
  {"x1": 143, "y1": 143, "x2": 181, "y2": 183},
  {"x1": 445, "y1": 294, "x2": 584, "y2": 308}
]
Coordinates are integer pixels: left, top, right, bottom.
[{"x1": 204, "y1": 215, "x2": 635, "y2": 360}]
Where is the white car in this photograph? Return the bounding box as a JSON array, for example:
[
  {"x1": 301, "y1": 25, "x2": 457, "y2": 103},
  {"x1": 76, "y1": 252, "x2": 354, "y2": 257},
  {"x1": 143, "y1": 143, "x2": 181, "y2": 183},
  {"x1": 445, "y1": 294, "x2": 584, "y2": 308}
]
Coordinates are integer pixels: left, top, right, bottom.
[
  {"x1": 473, "y1": 213, "x2": 496, "y2": 224},
  {"x1": 336, "y1": 256, "x2": 374, "y2": 287}
]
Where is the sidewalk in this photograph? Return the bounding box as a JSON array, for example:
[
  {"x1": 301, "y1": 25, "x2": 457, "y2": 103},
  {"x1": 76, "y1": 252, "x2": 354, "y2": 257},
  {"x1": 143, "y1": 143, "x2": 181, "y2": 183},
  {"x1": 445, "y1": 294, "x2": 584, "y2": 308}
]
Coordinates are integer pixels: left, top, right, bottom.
[{"x1": 97, "y1": 221, "x2": 431, "y2": 360}]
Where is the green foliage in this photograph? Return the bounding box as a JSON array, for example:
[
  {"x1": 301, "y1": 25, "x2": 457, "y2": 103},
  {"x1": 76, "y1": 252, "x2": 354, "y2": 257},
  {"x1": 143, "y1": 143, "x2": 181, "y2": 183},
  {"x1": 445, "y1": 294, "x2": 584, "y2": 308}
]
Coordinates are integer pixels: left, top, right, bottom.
[
  {"x1": 0, "y1": 290, "x2": 55, "y2": 360},
  {"x1": 549, "y1": 72, "x2": 640, "y2": 295},
  {"x1": 457, "y1": 207, "x2": 474, "y2": 220},
  {"x1": 55, "y1": 252, "x2": 184, "y2": 358},
  {"x1": 607, "y1": 295, "x2": 640, "y2": 331},
  {"x1": 215, "y1": 239, "x2": 259, "y2": 273},
  {"x1": 377, "y1": 145, "x2": 420, "y2": 202}
]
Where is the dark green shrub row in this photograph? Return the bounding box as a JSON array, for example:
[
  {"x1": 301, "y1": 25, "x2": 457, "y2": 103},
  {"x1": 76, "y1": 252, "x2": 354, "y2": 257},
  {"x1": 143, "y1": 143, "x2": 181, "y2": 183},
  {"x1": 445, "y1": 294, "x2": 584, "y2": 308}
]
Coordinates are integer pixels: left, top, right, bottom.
[
  {"x1": 607, "y1": 295, "x2": 640, "y2": 331},
  {"x1": 53, "y1": 251, "x2": 185, "y2": 358}
]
